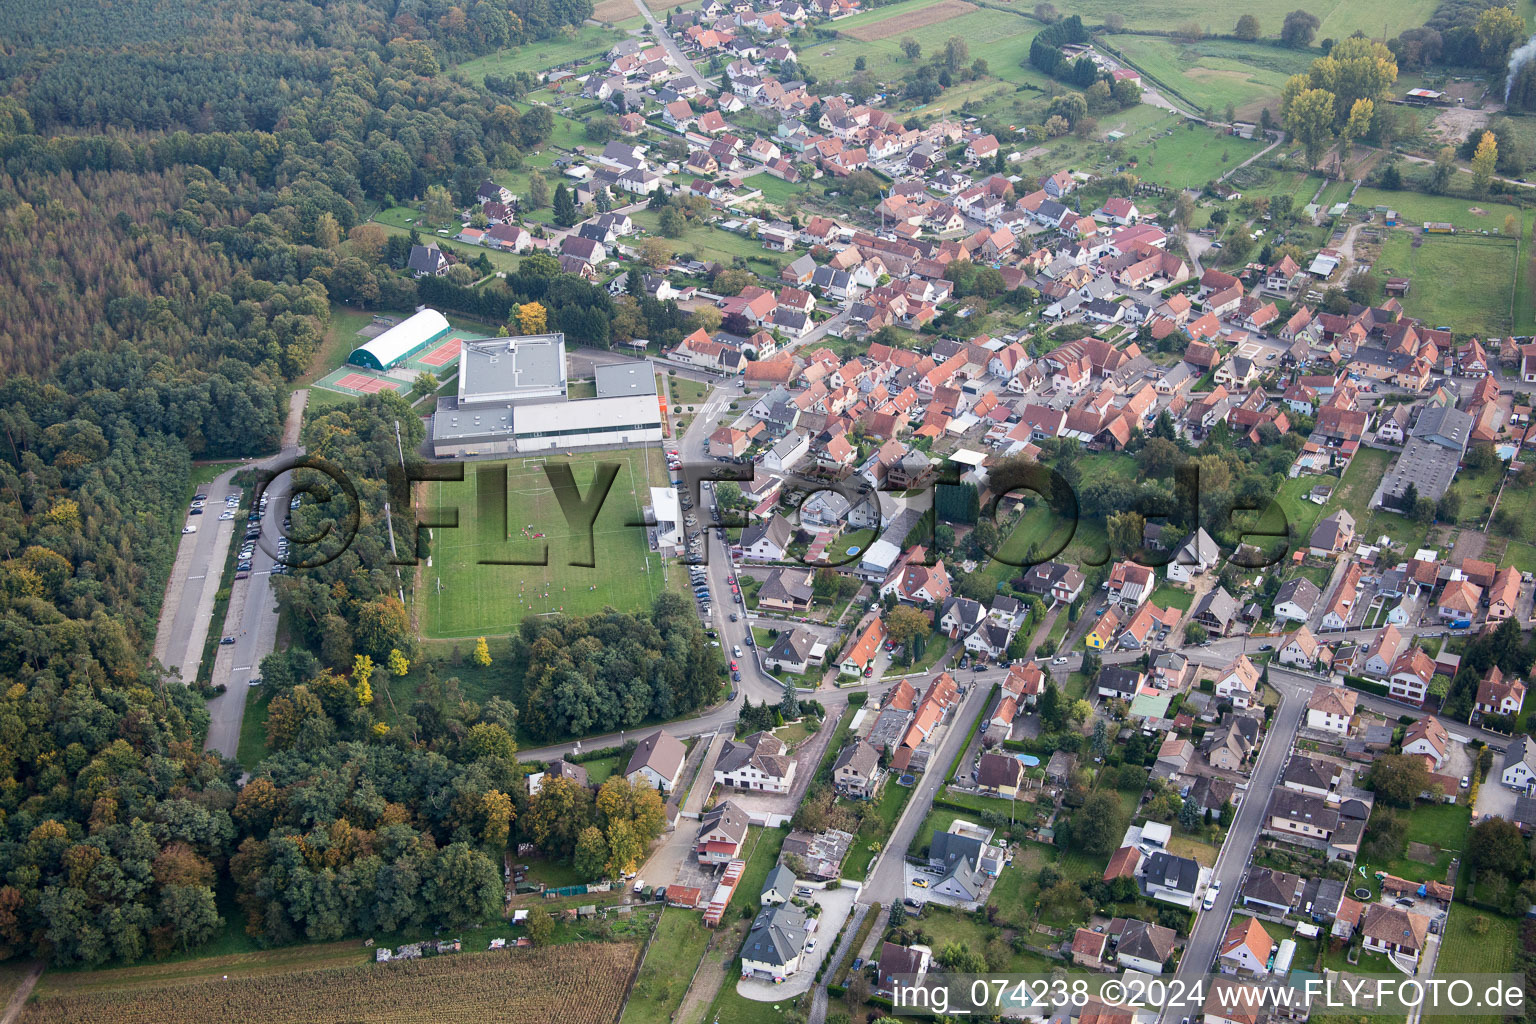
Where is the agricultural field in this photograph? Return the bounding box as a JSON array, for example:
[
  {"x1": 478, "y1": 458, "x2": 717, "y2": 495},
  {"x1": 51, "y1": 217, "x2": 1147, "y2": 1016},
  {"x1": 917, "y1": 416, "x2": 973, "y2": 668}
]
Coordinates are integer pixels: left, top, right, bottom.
[
  {"x1": 1124, "y1": 117, "x2": 1266, "y2": 190},
  {"x1": 797, "y1": 0, "x2": 1047, "y2": 94},
  {"x1": 418, "y1": 448, "x2": 671, "y2": 638},
  {"x1": 1352, "y1": 187, "x2": 1529, "y2": 233},
  {"x1": 1035, "y1": 0, "x2": 1438, "y2": 39},
  {"x1": 1374, "y1": 232, "x2": 1519, "y2": 338},
  {"x1": 628, "y1": 209, "x2": 784, "y2": 272},
  {"x1": 1425, "y1": 905, "x2": 1520, "y2": 1024},
  {"x1": 1109, "y1": 36, "x2": 1311, "y2": 118},
  {"x1": 22, "y1": 943, "x2": 639, "y2": 1024},
  {"x1": 840, "y1": 0, "x2": 976, "y2": 39}
]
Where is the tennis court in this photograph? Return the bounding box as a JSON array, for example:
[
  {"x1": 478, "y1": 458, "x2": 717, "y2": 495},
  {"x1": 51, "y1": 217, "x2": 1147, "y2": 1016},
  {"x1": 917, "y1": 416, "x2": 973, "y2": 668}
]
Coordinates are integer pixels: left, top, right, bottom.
[
  {"x1": 328, "y1": 371, "x2": 401, "y2": 394},
  {"x1": 417, "y1": 337, "x2": 463, "y2": 367}
]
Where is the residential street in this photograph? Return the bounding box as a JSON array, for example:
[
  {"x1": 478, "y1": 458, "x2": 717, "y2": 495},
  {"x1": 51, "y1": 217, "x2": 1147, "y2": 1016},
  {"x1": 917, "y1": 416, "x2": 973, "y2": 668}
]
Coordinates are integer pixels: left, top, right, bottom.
[
  {"x1": 627, "y1": 0, "x2": 713, "y2": 94},
  {"x1": 859, "y1": 680, "x2": 993, "y2": 905},
  {"x1": 1161, "y1": 668, "x2": 1307, "y2": 1018}
]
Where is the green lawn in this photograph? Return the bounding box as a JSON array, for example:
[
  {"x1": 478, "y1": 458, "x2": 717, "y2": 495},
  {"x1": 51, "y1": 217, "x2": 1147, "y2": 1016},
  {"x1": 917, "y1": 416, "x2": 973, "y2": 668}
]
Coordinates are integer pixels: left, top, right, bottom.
[
  {"x1": 797, "y1": 2, "x2": 1045, "y2": 88},
  {"x1": 419, "y1": 448, "x2": 670, "y2": 638},
  {"x1": 1448, "y1": 461, "x2": 1507, "y2": 530},
  {"x1": 1360, "y1": 801, "x2": 1470, "y2": 884},
  {"x1": 916, "y1": 904, "x2": 1065, "y2": 974},
  {"x1": 846, "y1": 781, "x2": 914, "y2": 878},
  {"x1": 1150, "y1": 585, "x2": 1194, "y2": 612},
  {"x1": 1374, "y1": 232, "x2": 1518, "y2": 338},
  {"x1": 1353, "y1": 188, "x2": 1528, "y2": 233},
  {"x1": 1425, "y1": 905, "x2": 1519, "y2": 1024},
  {"x1": 628, "y1": 209, "x2": 784, "y2": 273},
  {"x1": 1130, "y1": 118, "x2": 1265, "y2": 190},
  {"x1": 454, "y1": 24, "x2": 632, "y2": 80},
  {"x1": 1110, "y1": 36, "x2": 1311, "y2": 117},
  {"x1": 626, "y1": 907, "x2": 714, "y2": 1024}
]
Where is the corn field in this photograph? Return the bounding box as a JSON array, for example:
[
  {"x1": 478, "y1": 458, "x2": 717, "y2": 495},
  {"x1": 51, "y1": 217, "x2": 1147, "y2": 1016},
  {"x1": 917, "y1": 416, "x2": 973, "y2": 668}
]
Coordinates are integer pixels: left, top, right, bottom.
[{"x1": 22, "y1": 942, "x2": 641, "y2": 1024}]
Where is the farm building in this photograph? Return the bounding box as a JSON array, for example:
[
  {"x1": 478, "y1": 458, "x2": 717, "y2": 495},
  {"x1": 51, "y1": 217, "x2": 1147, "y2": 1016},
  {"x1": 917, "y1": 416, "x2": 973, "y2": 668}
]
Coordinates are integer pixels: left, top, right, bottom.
[
  {"x1": 1423, "y1": 222, "x2": 1455, "y2": 234},
  {"x1": 346, "y1": 309, "x2": 452, "y2": 371}
]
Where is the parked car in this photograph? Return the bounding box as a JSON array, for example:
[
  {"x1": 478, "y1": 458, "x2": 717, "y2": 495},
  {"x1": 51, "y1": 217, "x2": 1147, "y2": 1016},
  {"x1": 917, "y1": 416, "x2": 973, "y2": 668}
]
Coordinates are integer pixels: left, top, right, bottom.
[
  {"x1": 182, "y1": 525, "x2": 198, "y2": 534},
  {"x1": 220, "y1": 636, "x2": 236, "y2": 645}
]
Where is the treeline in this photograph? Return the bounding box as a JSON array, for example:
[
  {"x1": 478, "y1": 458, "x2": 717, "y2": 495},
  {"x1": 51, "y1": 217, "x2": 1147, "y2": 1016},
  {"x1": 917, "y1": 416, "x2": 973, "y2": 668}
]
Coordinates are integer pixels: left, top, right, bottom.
[
  {"x1": 274, "y1": 392, "x2": 425, "y2": 671},
  {"x1": 0, "y1": 0, "x2": 592, "y2": 132},
  {"x1": 511, "y1": 593, "x2": 722, "y2": 741},
  {"x1": 0, "y1": 373, "x2": 241, "y2": 965},
  {"x1": 1027, "y1": 15, "x2": 1092, "y2": 83},
  {"x1": 417, "y1": 258, "x2": 617, "y2": 347}
]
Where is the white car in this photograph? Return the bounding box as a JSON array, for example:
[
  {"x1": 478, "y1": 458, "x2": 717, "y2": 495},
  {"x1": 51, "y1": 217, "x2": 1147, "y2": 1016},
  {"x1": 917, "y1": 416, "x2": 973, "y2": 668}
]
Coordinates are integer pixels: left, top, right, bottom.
[
  {"x1": 182, "y1": 525, "x2": 198, "y2": 534},
  {"x1": 219, "y1": 511, "x2": 235, "y2": 520},
  {"x1": 1203, "y1": 889, "x2": 1217, "y2": 910}
]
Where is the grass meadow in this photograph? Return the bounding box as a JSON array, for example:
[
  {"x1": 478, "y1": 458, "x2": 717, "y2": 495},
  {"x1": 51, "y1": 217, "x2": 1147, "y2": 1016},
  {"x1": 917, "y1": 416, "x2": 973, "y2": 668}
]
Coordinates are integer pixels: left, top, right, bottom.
[{"x1": 419, "y1": 447, "x2": 672, "y2": 638}]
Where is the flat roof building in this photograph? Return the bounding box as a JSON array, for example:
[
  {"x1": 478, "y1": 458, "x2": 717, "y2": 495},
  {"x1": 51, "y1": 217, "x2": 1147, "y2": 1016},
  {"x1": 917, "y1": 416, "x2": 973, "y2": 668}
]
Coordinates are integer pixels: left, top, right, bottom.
[
  {"x1": 596, "y1": 361, "x2": 659, "y2": 398},
  {"x1": 459, "y1": 333, "x2": 568, "y2": 405},
  {"x1": 431, "y1": 333, "x2": 662, "y2": 457}
]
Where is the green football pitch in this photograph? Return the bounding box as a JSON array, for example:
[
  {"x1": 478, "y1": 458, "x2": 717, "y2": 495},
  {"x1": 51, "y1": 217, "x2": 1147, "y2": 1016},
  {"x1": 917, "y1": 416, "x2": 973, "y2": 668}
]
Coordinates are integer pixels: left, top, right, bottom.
[{"x1": 418, "y1": 448, "x2": 673, "y2": 638}]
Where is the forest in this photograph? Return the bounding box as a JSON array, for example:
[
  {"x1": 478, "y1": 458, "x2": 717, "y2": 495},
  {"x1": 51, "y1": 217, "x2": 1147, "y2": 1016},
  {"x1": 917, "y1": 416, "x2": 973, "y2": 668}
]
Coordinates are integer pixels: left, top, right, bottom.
[{"x1": 0, "y1": 0, "x2": 607, "y2": 968}]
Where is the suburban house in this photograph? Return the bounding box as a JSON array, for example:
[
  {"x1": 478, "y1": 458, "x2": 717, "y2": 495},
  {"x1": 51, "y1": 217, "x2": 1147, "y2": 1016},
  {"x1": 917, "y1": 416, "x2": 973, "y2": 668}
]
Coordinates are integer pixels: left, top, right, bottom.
[
  {"x1": 976, "y1": 751, "x2": 1025, "y2": 798},
  {"x1": 626, "y1": 730, "x2": 687, "y2": 792},
  {"x1": 758, "y1": 567, "x2": 816, "y2": 613},
  {"x1": 1277, "y1": 626, "x2": 1321, "y2": 671},
  {"x1": 1218, "y1": 917, "x2": 1275, "y2": 976},
  {"x1": 740, "y1": 515, "x2": 794, "y2": 561},
  {"x1": 1241, "y1": 868, "x2": 1302, "y2": 915},
  {"x1": 714, "y1": 731, "x2": 796, "y2": 793},
  {"x1": 1273, "y1": 578, "x2": 1321, "y2": 624},
  {"x1": 1214, "y1": 655, "x2": 1260, "y2": 708},
  {"x1": 1475, "y1": 667, "x2": 1527, "y2": 720},
  {"x1": 1141, "y1": 851, "x2": 1201, "y2": 908},
  {"x1": 1192, "y1": 586, "x2": 1239, "y2": 636},
  {"x1": 876, "y1": 942, "x2": 930, "y2": 992},
  {"x1": 840, "y1": 617, "x2": 887, "y2": 677},
  {"x1": 696, "y1": 800, "x2": 751, "y2": 863},
  {"x1": 832, "y1": 740, "x2": 882, "y2": 799},
  {"x1": 763, "y1": 627, "x2": 826, "y2": 674},
  {"x1": 1110, "y1": 918, "x2": 1178, "y2": 974},
  {"x1": 741, "y1": 904, "x2": 810, "y2": 979},
  {"x1": 927, "y1": 827, "x2": 988, "y2": 901},
  {"x1": 761, "y1": 864, "x2": 797, "y2": 906},
  {"x1": 1305, "y1": 686, "x2": 1356, "y2": 736},
  {"x1": 1502, "y1": 736, "x2": 1536, "y2": 792},
  {"x1": 1359, "y1": 904, "x2": 1429, "y2": 964},
  {"x1": 1266, "y1": 789, "x2": 1338, "y2": 844},
  {"x1": 1402, "y1": 716, "x2": 1449, "y2": 769}
]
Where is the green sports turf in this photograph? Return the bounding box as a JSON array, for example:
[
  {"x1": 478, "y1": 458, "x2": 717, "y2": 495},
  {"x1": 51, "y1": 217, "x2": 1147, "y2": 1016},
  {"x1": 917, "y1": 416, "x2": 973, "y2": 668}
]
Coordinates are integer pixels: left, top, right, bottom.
[{"x1": 419, "y1": 448, "x2": 671, "y2": 638}]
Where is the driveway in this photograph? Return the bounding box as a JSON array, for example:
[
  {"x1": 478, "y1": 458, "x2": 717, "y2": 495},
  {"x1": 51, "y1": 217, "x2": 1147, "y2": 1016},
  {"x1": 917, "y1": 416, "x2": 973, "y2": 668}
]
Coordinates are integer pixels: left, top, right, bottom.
[
  {"x1": 1474, "y1": 775, "x2": 1520, "y2": 823},
  {"x1": 738, "y1": 886, "x2": 858, "y2": 1000}
]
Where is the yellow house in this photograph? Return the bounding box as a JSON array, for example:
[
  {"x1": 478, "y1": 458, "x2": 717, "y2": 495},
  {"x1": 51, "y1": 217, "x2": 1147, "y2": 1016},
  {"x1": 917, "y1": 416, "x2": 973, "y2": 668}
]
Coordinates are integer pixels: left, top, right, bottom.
[{"x1": 1085, "y1": 607, "x2": 1120, "y2": 650}]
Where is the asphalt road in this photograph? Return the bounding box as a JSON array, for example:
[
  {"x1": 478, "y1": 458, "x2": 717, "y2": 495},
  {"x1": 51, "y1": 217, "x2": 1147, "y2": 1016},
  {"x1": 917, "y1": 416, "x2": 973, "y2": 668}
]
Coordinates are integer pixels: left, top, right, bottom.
[
  {"x1": 628, "y1": 0, "x2": 713, "y2": 94},
  {"x1": 860, "y1": 678, "x2": 995, "y2": 905},
  {"x1": 1163, "y1": 669, "x2": 1307, "y2": 1017},
  {"x1": 152, "y1": 390, "x2": 308, "y2": 762}
]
